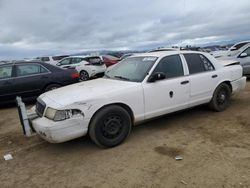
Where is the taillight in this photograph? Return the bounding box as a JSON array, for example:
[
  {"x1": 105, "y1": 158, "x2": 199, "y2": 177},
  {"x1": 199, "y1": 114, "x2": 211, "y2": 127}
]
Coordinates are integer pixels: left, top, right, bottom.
[{"x1": 71, "y1": 72, "x2": 80, "y2": 79}]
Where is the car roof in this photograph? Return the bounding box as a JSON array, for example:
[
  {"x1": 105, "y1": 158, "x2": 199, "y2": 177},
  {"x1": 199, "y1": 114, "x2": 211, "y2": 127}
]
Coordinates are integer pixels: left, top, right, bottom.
[
  {"x1": 130, "y1": 50, "x2": 206, "y2": 59},
  {"x1": 0, "y1": 60, "x2": 46, "y2": 66}
]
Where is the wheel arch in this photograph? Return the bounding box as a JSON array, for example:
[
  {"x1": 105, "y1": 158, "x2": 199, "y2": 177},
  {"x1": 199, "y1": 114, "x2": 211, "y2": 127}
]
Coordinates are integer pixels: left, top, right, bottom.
[
  {"x1": 42, "y1": 82, "x2": 62, "y2": 92},
  {"x1": 216, "y1": 80, "x2": 232, "y2": 92},
  {"x1": 88, "y1": 103, "x2": 135, "y2": 129}
]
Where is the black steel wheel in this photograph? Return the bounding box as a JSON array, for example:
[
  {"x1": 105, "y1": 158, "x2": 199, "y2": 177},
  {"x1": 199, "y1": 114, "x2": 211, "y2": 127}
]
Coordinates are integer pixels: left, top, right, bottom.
[
  {"x1": 89, "y1": 105, "x2": 132, "y2": 148},
  {"x1": 209, "y1": 83, "x2": 231, "y2": 112}
]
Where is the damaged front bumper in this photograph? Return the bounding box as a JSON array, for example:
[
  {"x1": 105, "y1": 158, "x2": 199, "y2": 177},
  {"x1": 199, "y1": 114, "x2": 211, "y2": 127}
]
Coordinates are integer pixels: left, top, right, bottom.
[
  {"x1": 16, "y1": 96, "x2": 89, "y2": 143},
  {"x1": 16, "y1": 96, "x2": 38, "y2": 137}
]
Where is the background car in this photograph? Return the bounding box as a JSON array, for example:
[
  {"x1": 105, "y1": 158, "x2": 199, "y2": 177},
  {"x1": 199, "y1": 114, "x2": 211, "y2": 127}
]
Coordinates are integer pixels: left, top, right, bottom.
[
  {"x1": 217, "y1": 43, "x2": 250, "y2": 77},
  {"x1": 211, "y1": 41, "x2": 250, "y2": 58},
  {"x1": 101, "y1": 55, "x2": 120, "y2": 67},
  {"x1": 36, "y1": 55, "x2": 69, "y2": 65},
  {"x1": 57, "y1": 56, "x2": 106, "y2": 81},
  {"x1": 0, "y1": 61, "x2": 79, "y2": 102}
]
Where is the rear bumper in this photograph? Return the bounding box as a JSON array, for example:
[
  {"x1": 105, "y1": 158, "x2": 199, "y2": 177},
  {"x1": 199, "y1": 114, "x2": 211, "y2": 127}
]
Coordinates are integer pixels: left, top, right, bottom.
[{"x1": 231, "y1": 76, "x2": 246, "y2": 94}]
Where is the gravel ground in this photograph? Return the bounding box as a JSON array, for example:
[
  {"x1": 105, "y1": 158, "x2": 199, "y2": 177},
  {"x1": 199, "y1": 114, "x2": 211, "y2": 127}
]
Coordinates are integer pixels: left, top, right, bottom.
[{"x1": 0, "y1": 81, "x2": 250, "y2": 188}]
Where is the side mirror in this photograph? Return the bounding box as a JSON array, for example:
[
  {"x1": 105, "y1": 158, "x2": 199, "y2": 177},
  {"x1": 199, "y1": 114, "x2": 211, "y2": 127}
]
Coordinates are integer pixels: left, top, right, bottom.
[
  {"x1": 239, "y1": 53, "x2": 248, "y2": 58},
  {"x1": 148, "y1": 72, "x2": 166, "y2": 82},
  {"x1": 56, "y1": 63, "x2": 60, "y2": 66}
]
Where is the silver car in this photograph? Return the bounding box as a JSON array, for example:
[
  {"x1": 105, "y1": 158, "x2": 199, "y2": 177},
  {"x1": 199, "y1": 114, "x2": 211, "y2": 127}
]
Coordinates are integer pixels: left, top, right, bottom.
[{"x1": 218, "y1": 43, "x2": 250, "y2": 77}]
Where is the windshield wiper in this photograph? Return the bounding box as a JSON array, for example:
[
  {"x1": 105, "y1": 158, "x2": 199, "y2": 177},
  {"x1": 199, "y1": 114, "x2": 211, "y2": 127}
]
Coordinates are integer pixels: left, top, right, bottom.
[{"x1": 114, "y1": 76, "x2": 131, "y2": 81}]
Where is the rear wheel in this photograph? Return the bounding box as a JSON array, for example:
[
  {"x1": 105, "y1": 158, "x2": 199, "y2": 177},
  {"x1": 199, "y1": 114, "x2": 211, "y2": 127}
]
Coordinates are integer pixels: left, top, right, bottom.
[
  {"x1": 44, "y1": 84, "x2": 61, "y2": 92},
  {"x1": 209, "y1": 83, "x2": 231, "y2": 112},
  {"x1": 89, "y1": 105, "x2": 132, "y2": 148},
  {"x1": 80, "y1": 70, "x2": 89, "y2": 81}
]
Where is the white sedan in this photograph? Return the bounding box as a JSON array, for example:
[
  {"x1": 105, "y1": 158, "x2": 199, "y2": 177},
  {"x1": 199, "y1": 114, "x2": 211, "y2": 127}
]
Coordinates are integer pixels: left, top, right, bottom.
[{"x1": 17, "y1": 51, "x2": 246, "y2": 148}]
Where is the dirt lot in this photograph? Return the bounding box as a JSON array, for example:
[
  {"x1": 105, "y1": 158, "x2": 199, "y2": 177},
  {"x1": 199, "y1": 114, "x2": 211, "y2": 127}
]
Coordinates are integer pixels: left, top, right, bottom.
[{"x1": 0, "y1": 82, "x2": 250, "y2": 188}]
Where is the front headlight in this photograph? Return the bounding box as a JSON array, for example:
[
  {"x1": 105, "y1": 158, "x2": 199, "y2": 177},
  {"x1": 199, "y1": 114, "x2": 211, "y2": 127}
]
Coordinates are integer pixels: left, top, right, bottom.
[{"x1": 45, "y1": 107, "x2": 83, "y2": 121}]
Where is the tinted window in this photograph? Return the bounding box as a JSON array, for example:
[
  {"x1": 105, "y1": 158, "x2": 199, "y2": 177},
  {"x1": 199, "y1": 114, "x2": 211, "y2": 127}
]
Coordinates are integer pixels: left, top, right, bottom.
[
  {"x1": 199, "y1": 54, "x2": 214, "y2": 71},
  {"x1": 153, "y1": 55, "x2": 184, "y2": 78},
  {"x1": 184, "y1": 54, "x2": 214, "y2": 74},
  {"x1": 41, "y1": 57, "x2": 50, "y2": 61},
  {"x1": 0, "y1": 66, "x2": 12, "y2": 79},
  {"x1": 16, "y1": 64, "x2": 40, "y2": 76},
  {"x1": 85, "y1": 57, "x2": 103, "y2": 65}
]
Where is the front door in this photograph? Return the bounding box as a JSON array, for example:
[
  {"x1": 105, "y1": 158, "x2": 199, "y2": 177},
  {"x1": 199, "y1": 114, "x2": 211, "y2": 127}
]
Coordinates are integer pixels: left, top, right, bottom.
[{"x1": 143, "y1": 55, "x2": 190, "y2": 119}]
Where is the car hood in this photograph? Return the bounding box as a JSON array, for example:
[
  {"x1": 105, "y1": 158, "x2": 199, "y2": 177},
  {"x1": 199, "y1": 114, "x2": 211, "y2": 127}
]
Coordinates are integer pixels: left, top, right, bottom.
[{"x1": 39, "y1": 78, "x2": 139, "y2": 107}]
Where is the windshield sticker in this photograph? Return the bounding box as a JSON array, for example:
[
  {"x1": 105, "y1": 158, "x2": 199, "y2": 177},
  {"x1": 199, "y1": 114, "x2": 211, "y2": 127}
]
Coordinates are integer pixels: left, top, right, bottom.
[{"x1": 143, "y1": 57, "x2": 157, "y2": 61}]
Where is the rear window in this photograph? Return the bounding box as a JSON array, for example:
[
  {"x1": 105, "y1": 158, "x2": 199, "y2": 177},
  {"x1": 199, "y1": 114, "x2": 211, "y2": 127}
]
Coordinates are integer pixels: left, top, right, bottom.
[
  {"x1": 0, "y1": 66, "x2": 12, "y2": 79},
  {"x1": 84, "y1": 57, "x2": 103, "y2": 64}
]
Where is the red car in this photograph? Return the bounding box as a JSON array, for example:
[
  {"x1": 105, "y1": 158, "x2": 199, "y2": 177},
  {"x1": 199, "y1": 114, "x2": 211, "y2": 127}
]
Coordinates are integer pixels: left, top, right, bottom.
[{"x1": 101, "y1": 55, "x2": 120, "y2": 67}]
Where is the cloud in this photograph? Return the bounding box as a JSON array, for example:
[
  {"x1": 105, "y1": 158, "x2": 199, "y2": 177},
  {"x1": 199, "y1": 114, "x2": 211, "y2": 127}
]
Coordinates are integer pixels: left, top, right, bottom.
[{"x1": 0, "y1": 0, "x2": 250, "y2": 59}]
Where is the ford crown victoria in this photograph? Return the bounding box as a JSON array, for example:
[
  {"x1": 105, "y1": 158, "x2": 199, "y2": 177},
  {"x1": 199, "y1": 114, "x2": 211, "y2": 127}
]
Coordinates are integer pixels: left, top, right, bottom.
[{"x1": 17, "y1": 51, "x2": 246, "y2": 148}]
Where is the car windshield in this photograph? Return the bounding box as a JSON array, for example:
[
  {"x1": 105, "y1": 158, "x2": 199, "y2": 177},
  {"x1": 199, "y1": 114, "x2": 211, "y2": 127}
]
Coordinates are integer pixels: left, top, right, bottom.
[{"x1": 104, "y1": 56, "x2": 157, "y2": 82}]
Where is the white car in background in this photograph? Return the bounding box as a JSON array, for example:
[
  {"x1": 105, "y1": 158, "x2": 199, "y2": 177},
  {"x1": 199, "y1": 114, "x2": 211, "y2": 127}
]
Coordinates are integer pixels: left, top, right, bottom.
[
  {"x1": 56, "y1": 56, "x2": 106, "y2": 80},
  {"x1": 17, "y1": 51, "x2": 246, "y2": 148},
  {"x1": 36, "y1": 55, "x2": 69, "y2": 65}
]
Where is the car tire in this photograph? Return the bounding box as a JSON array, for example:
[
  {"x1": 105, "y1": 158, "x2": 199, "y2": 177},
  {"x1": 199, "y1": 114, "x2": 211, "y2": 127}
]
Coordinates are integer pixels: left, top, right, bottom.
[
  {"x1": 209, "y1": 83, "x2": 231, "y2": 112},
  {"x1": 44, "y1": 84, "x2": 61, "y2": 92},
  {"x1": 80, "y1": 70, "x2": 89, "y2": 81},
  {"x1": 89, "y1": 105, "x2": 132, "y2": 148}
]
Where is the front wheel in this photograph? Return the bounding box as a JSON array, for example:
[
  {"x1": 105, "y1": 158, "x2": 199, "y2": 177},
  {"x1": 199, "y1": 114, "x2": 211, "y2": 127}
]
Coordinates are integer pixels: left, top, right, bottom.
[
  {"x1": 89, "y1": 105, "x2": 132, "y2": 148},
  {"x1": 209, "y1": 83, "x2": 231, "y2": 112}
]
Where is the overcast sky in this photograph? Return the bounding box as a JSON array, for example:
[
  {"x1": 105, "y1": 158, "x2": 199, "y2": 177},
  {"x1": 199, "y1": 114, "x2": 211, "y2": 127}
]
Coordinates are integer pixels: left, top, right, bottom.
[{"x1": 0, "y1": 0, "x2": 250, "y2": 60}]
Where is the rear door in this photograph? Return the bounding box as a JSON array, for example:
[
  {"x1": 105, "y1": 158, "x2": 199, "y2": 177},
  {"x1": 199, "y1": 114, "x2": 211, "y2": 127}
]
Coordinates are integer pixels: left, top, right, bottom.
[
  {"x1": 0, "y1": 65, "x2": 15, "y2": 101},
  {"x1": 143, "y1": 55, "x2": 190, "y2": 119},
  {"x1": 13, "y1": 63, "x2": 51, "y2": 98},
  {"x1": 183, "y1": 53, "x2": 218, "y2": 106}
]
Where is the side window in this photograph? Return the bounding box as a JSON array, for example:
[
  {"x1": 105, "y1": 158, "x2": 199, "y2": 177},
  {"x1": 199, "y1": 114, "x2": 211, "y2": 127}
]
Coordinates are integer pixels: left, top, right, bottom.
[
  {"x1": 184, "y1": 54, "x2": 214, "y2": 74},
  {"x1": 71, "y1": 58, "x2": 82, "y2": 64},
  {"x1": 242, "y1": 47, "x2": 250, "y2": 56},
  {"x1": 16, "y1": 64, "x2": 40, "y2": 77},
  {"x1": 0, "y1": 66, "x2": 13, "y2": 79},
  {"x1": 59, "y1": 58, "x2": 71, "y2": 65},
  {"x1": 153, "y1": 55, "x2": 184, "y2": 78},
  {"x1": 40, "y1": 66, "x2": 49, "y2": 73},
  {"x1": 199, "y1": 54, "x2": 214, "y2": 71}
]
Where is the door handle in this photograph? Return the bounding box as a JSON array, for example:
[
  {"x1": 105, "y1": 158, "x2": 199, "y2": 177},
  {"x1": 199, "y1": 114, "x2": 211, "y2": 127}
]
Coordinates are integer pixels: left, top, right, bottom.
[
  {"x1": 212, "y1": 75, "x2": 218, "y2": 78},
  {"x1": 181, "y1": 80, "x2": 189, "y2": 85}
]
